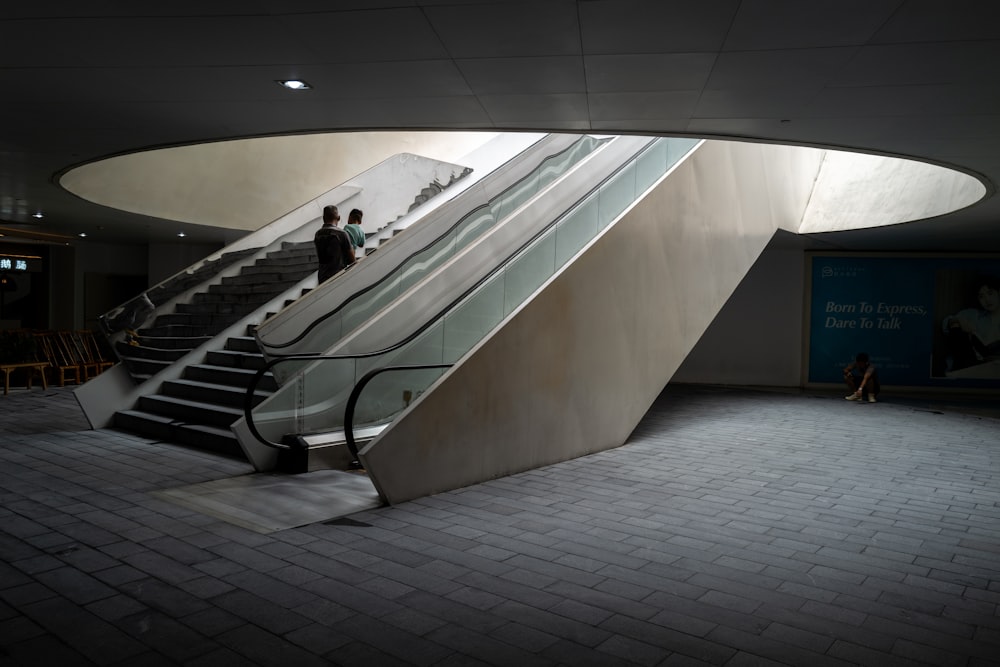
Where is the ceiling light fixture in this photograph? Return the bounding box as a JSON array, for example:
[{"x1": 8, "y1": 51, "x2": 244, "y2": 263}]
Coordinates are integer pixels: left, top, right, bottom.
[
  {"x1": 78, "y1": 232, "x2": 87, "y2": 238},
  {"x1": 177, "y1": 232, "x2": 186, "y2": 238},
  {"x1": 277, "y1": 79, "x2": 312, "y2": 90},
  {"x1": 32, "y1": 212, "x2": 43, "y2": 219}
]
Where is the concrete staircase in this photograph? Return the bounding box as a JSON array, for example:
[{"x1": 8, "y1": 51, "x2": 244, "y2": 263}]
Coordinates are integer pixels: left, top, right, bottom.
[
  {"x1": 114, "y1": 331, "x2": 277, "y2": 456},
  {"x1": 145, "y1": 247, "x2": 260, "y2": 312},
  {"x1": 112, "y1": 241, "x2": 316, "y2": 456},
  {"x1": 111, "y1": 229, "x2": 416, "y2": 456},
  {"x1": 116, "y1": 242, "x2": 315, "y2": 381}
]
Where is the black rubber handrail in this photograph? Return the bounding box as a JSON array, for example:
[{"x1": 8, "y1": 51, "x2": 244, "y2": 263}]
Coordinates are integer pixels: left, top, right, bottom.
[
  {"x1": 343, "y1": 363, "x2": 453, "y2": 460},
  {"x1": 241, "y1": 357, "x2": 452, "y2": 456},
  {"x1": 259, "y1": 135, "x2": 607, "y2": 351},
  {"x1": 243, "y1": 354, "x2": 328, "y2": 450}
]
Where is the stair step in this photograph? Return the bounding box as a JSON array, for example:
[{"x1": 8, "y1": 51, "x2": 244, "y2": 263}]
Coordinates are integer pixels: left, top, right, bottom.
[
  {"x1": 161, "y1": 378, "x2": 270, "y2": 408},
  {"x1": 226, "y1": 336, "x2": 260, "y2": 353},
  {"x1": 207, "y1": 282, "x2": 298, "y2": 296},
  {"x1": 219, "y1": 273, "x2": 280, "y2": 286},
  {"x1": 192, "y1": 291, "x2": 274, "y2": 305},
  {"x1": 205, "y1": 350, "x2": 267, "y2": 370},
  {"x1": 152, "y1": 312, "x2": 242, "y2": 328},
  {"x1": 139, "y1": 324, "x2": 214, "y2": 337},
  {"x1": 186, "y1": 364, "x2": 277, "y2": 391},
  {"x1": 121, "y1": 356, "x2": 172, "y2": 376},
  {"x1": 266, "y1": 248, "x2": 315, "y2": 261},
  {"x1": 133, "y1": 335, "x2": 212, "y2": 350},
  {"x1": 114, "y1": 410, "x2": 242, "y2": 458},
  {"x1": 248, "y1": 257, "x2": 315, "y2": 271},
  {"x1": 176, "y1": 302, "x2": 245, "y2": 316},
  {"x1": 136, "y1": 394, "x2": 242, "y2": 428},
  {"x1": 116, "y1": 342, "x2": 190, "y2": 362}
]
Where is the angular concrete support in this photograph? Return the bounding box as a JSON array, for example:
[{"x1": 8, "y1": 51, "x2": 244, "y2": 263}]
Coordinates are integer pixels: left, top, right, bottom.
[{"x1": 362, "y1": 140, "x2": 824, "y2": 505}]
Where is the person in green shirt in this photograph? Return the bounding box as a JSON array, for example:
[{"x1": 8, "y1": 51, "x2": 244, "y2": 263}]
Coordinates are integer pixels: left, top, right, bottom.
[{"x1": 344, "y1": 209, "x2": 366, "y2": 255}]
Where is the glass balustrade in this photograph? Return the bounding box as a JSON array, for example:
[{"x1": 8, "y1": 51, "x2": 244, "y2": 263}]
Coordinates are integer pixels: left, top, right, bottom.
[{"x1": 249, "y1": 137, "x2": 699, "y2": 446}]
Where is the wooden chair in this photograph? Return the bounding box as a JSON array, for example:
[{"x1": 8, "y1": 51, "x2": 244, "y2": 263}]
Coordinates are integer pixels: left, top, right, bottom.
[
  {"x1": 0, "y1": 329, "x2": 49, "y2": 395},
  {"x1": 60, "y1": 331, "x2": 99, "y2": 381},
  {"x1": 79, "y1": 330, "x2": 115, "y2": 374},
  {"x1": 35, "y1": 332, "x2": 81, "y2": 387}
]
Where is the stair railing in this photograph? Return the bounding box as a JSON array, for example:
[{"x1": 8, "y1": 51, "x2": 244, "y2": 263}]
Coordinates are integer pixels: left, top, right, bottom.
[{"x1": 97, "y1": 153, "x2": 475, "y2": 359}]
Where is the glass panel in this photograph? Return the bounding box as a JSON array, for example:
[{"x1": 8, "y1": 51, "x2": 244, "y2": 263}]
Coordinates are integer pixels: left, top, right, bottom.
[
  {"x1": 344, "y1": 323, "x2": 446, "y2": 426},
  {"x1": 503, "y1": 233, "x2": 557, "y2": 314},
  {"x1": 441, "y1": 276, "x2": 506, "y2": 363},
  {"x1": 454, "y1": 207, "x2": 497, "y2": 252},
  {"x1": 300, "y1": 357, "x2": 358, "y2": 433},
  {"x1": 554, "y1": 192, "x2": 600, "y2": 267},
  {"x1": 270, "y1": 311, "x2": 346, "y2": 385},
  {"x1": 400, "y1": 230, "x2": 457, "y2": 292},
  {"x1": 493, "y1": 170, "x2": 540, "y2": 219},
  {"x1": 248, "y1": 372, "x2": 303, "y2": 443},
  {"x1": 386, "y1": 320, "x2": 446, "y2": 367},
  {"x1": 597, "y1": 161, "x2": 636, "y2": 229},
  {"x1": 635, "y1": 140, "x2": 668, "y2": 193},
  {"x1": 341, "y1": 272, "x2": 403, "y2": 334},
  {"x1": 666, "y1": 138, "x2": 699, "y2": 167},
  {"x1": 351, "y1": 367, "x2": 447, "y2": 427},
  {"x1": 537, "y1": 136, "x2": 597, "y2": 189}
]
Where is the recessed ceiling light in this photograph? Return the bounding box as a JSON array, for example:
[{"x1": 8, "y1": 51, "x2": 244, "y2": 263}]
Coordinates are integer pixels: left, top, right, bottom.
[
  {"x1": 78, "y1": 232, "x2": 87, "y2": 237},
  {"x1": 32, "y1": 212, "x2": 43, "y2": 219},
  {"x1": 177, "y1": 232, "x2": 186, "y2": 238},
  {"x1": 277, "y1": 79, "x2": 312, "y2": 90}
]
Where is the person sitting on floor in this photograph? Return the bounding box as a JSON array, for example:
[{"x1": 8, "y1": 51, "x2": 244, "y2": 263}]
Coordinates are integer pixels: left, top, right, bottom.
[{"x1": 843, "y1": 352, "x2": 879, "y2": 403}]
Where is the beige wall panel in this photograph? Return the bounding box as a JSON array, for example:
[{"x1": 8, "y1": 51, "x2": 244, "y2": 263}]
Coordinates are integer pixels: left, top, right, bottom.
[{"x1": 363, "y1": 140, "x2": 823, "y2": 505}]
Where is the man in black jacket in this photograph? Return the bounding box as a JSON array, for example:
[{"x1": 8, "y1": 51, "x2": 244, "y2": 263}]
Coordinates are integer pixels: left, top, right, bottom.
[{"x1": 314, "y1": 205, "x2": 355, "y2": 283}]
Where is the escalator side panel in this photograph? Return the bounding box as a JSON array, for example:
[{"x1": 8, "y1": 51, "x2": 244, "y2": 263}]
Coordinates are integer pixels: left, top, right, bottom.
[{"x1": 362, "y1": 140, "x2": 825, "y2": 505}]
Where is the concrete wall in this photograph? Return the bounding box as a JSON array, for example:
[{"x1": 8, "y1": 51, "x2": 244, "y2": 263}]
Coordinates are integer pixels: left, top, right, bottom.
[
  {"x1": 672, "y1": 241, "x2": 806, "y2": 387},
  {"x1": 56, "y1": 241, "x2": 147, "y2": 330},
  {"x1": 361, "y1": 140, "x2": 824, "y2": 505}
]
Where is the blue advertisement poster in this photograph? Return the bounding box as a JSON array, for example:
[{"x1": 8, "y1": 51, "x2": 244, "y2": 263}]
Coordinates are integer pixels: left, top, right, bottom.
[{"x1": 809, "y1": 255, "x2": 1000, "y2": 388}]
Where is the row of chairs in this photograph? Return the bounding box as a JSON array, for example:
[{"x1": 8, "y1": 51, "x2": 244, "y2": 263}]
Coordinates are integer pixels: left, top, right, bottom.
[
  {"x1": 37, "y1": 330, "x2": 116, "y2": 386},
  {"x1": 0, "y1": 330, "x2": 117, "y2": 387}
]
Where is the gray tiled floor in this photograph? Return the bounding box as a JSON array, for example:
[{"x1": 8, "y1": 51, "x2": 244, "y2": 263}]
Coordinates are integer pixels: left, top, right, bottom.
[{"x1": 1, "y1": 384, "x2": 999, "y2": 666}]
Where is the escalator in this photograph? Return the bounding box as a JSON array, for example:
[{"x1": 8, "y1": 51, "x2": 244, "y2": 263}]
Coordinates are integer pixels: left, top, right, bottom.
[
  {"x1": 235, "y1": 137, "x2": 703, "y2": 487},
  {"x1": 252, "y1": 133, "x2": 611, "y2": 383},
  {"x1": 76, "y1": 135, "x2": 556, "y2": 445}
]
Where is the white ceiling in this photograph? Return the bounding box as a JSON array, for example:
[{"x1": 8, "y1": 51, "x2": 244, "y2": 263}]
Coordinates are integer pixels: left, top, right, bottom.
[{"x1": 1, "y1": 1, "x2": 999, "y2": 251}]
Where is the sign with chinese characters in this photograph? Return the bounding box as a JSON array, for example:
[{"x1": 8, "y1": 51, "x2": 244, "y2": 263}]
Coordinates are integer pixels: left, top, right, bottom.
[
  {"x1": 0, "y1": 254, "x2": 41, "y2": 272},
  {"x1": 808, "y1": 255, "x2": 1000, "y2": 388}
]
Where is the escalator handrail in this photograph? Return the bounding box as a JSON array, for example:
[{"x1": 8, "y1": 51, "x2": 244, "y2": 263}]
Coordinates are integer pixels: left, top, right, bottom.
[
  {"x1": 344, "y1": 363, "x2": 454, "y2": 460},
  {"x1": 241, "y1": 356, "x2": 452, "y2": 455},
  {"x1": 259, "y1": 135, "x2": 608, "y2": 352},
  {"x1": 243, "y1": 354, "x2": 325, "y2": 450}
]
